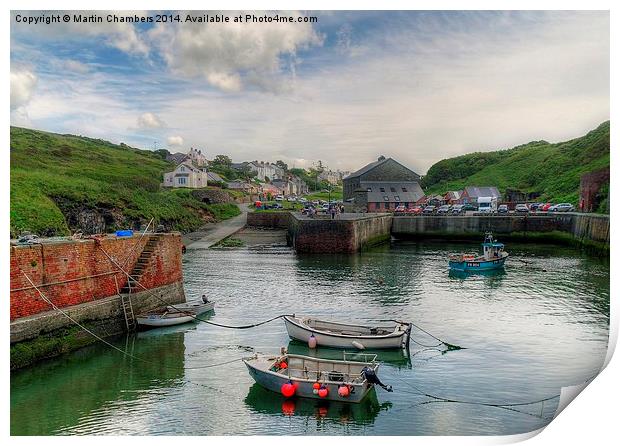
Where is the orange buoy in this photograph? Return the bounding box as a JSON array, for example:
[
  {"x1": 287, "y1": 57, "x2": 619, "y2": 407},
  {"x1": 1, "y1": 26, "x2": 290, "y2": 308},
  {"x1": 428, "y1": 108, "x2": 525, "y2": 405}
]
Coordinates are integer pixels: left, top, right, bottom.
[
  {"x1": 338, "y1": 385, "x2": 350, "y2": 397},
  {"x1": 308, "y1": 334, "x2": 317, "y2": 349},
  {"x1": 312, "y1": 382, "x2": 321, "y2": 394},
  {"x1": 318, "y1": 386, "x2": 329, "y2": 398},
  {"x1": 281, "y1": 381, "x2": 296, "y2": 398}
]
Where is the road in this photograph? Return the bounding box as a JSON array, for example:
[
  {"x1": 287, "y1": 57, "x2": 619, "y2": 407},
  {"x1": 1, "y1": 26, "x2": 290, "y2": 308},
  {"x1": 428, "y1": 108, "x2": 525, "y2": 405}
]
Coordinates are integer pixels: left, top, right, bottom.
[{"x1": 183, "y1": 203, "x2": 251, "y2": 250}]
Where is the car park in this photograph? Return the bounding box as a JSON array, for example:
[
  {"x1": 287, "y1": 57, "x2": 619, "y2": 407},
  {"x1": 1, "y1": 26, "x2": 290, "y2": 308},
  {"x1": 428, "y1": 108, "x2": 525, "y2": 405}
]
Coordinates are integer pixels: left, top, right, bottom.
[
  {"x1": 529, "y1": 203, "x2": 543, "y2": 211},
  {"x1": 498, "y1": 204, "x2": 509, "y2": 214},
  {"x1": 515, "y1": 203, "x2": 529, "y2": 213},
  {"x1": 540, "y1": 203, "x2": 553, "y2": 212},
  {"x1": 394, "y1": 204, "x2": 407, "y2": 214},
  {"x1": 408, "y1": 206, "x2": 423, "y2": 215},
  {"x1": 437, "y1": 205, "x2": 451, "y2": 214},
  {"x1": 423, "y1": 205, "x2": 436, "y2": 214}
]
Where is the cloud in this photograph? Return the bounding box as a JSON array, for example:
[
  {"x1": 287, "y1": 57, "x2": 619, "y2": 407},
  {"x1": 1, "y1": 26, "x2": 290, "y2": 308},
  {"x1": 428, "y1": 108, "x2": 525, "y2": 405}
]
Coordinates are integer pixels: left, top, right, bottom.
[
  {"x1": 11, "y1": 11, "x2": 149, "y2": 56},
  {"x1": 167, "y1": 135, "x2": 184, "y2": 147},
  {"x1": 10, "y1": 68, "x2": 37, "y2": 109},
  {"x1": 59, "y1": 59, "x2": 90, "y2": 74},
  {"x1": 137, "y1": 112, "x2": 165, "y2": 129},
  {"x1": 149, "y1": 11, "x2": 323, "y2": 92}
]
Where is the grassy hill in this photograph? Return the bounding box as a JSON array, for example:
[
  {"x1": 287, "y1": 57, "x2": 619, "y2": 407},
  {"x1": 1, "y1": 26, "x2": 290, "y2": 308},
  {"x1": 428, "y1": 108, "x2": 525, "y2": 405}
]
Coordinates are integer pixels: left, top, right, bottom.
[
  {"x1": 422, "y1": 121, "x2": 610, "y2": 211},
  {"x1": 10, "y1": 127, "x2": 239, "y2": 237}
]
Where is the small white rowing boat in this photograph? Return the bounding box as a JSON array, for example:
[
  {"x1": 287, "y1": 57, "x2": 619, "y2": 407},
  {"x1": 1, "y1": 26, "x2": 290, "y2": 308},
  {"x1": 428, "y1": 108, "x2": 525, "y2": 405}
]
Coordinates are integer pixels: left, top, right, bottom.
[
  {"x1": 283, "y1": 315, "x2": 411, "y2": 350},
  {"x1": 243, "y1": 351, "x2": 390, "y2": 403},
  {"x1": 136, "y1": 299, "x2": 215, "y2": 328}
]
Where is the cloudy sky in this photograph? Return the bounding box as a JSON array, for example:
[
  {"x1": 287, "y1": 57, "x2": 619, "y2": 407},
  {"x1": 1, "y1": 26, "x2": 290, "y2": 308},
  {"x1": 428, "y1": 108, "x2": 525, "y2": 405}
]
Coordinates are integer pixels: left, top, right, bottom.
[{"x1": 10, "y1": 10, "x2": 609, "y2": 173}]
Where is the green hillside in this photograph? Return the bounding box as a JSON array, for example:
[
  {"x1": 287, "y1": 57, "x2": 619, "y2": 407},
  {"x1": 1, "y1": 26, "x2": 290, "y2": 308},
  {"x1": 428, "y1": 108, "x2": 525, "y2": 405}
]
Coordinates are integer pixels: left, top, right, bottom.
[
  {"x1": 10, "y1": 127, "x2": 239, "y2": 237},
  {"x1": 422, "y1": 121, "x2": 610, "y2": 211}
]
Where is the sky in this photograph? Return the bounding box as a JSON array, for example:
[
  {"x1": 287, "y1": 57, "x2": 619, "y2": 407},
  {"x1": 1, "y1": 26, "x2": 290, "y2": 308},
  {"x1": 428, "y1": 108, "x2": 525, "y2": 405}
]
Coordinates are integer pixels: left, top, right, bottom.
[{"x1": 10, "y1": 10, "x2": 609, "y2": 174}]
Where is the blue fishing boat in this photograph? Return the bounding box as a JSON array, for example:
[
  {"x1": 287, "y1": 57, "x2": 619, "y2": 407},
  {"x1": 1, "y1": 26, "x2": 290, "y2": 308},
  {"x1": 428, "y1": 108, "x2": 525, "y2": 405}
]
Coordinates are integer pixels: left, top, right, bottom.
[{"x1": 448, "y1": 233, "x2": 508, "y2": 272}]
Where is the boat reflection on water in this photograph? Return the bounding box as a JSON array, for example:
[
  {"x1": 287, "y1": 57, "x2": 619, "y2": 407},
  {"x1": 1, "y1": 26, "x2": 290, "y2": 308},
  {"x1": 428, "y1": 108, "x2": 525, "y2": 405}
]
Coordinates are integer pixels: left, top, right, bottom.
[
  {"x1": 448, "y1": 267, "x2": 507, "y2": 283},
  {"x1": 286, "y1": 341, "x2": 412, "y2": 369},
  {"x1": 244, "y1": 382, "x2": 392, "y2": 426}
]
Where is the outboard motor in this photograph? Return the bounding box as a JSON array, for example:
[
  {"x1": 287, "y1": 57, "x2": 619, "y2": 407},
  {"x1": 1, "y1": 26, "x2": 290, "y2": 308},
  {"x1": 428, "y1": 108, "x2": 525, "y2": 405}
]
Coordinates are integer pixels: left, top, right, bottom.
[{"x1": 362, "y1": 366, "x2": 393, "y2": 392}]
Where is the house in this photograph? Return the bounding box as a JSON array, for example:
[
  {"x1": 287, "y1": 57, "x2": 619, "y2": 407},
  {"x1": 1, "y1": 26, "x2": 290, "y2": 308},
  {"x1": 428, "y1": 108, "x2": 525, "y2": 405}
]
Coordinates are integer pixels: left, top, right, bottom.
[
  {"x1": 248, "y1": 162, "x2": 284, "y2": 181},
  {"x1": 344, "y1": 156, "x2": 423, "y2": 212},
  {"x1": 362, "y1": 181, "x2": 425, "y2": 212},
  {"x1": 207, "y1": 171, "x2": 225, "y2": 184},
  {"x1": 461, "y1": 186, "x2": 501, "y2": 204},
  {"x1": 444, "y1": 190, "x2": 463, "y2": 205},
  {"x1": 318, "y1": 170, "x2": 341, "y2": 186},
  {"x1": 163, "y1": 161, "x2": 209, "y2": 188},
  {"x1": 227, "y1": 181, "x2": 259, "y2": 194},
  {"x1": 166, "y1": 147, "x2": 207, "y2": 167},
  {"x1": 343, "y1": 156, "x2": 421, "y2": 201}
]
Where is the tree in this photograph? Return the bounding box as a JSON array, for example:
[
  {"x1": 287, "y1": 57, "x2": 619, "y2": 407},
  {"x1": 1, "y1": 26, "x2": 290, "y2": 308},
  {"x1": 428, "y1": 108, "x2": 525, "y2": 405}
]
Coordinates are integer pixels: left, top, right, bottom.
[
  {"x1": 238, "y1": 164, "x2": 253, "y2": 181},
  {"x1": 153, "y1": 148, "x2": 170, "y2": 160},
  {"x1": 212, "y1": 154, "x2": 232, "y2": 167}
]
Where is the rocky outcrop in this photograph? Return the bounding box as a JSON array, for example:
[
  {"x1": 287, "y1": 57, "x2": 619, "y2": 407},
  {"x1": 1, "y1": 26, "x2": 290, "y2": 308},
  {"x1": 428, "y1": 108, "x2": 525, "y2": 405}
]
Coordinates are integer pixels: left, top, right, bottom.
[{"x1": 190, "y1": 189, "x2": 233, "y2": 204}]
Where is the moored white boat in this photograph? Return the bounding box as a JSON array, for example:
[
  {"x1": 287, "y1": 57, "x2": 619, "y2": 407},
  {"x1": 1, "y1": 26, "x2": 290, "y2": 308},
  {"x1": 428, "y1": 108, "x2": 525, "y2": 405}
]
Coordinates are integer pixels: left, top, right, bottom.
[
  {"x1": 283, "y1": 315, "x2": 411, "y2": 350},
  {"x1": 136, "y1": 299, "x2": 215, "y2": 328},
  {"x1": 243, "y1": 352, "x2": 386, "y2": 403}
]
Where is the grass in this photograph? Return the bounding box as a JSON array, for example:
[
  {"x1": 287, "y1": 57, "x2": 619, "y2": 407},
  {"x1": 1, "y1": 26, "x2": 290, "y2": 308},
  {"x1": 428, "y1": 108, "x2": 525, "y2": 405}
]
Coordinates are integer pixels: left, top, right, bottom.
[
  {"x1": 422, "y1": 121, "x2": 610, "y2": 211},
  {"x1": 212, "y1": 237, "x2": 245, "y2": 248},
  {"x1": 305, "y1": 187, "x2": 343, "y2": 202},
  {"x1": 10, "y1": 127, "x2": 241, "y2": 236}
]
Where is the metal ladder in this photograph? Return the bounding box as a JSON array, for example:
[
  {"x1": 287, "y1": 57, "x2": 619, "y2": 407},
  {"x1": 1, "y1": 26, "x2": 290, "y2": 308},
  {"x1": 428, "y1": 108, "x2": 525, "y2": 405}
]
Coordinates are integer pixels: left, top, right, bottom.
[{"x1": 115, "y1": 276, "x2": 137, "y2": 332}]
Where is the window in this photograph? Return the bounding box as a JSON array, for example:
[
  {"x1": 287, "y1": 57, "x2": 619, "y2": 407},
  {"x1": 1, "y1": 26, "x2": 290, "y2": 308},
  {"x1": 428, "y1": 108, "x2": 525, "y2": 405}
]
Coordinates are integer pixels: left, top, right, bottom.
[
  {"x1": 380, "y1": 187, "x2": 385, "y2": 192},
  {"x1": 394, "y1": 196, "x2": 400, "y2": 201},
  {"x1": 390, "y1": 187, "x2": 396, "y2": 192},
  {"x1": 180, "y1": 166, "x2": 185, "y2": 172},
  {"x1": 177, "y1": 177, "x2": 187, "y2": 185},
  {"x1": 402, "y1": 187, "x2": 408, "y2": 192},
  {"x1": 383, "y1": 196, "x2": 389, "y2": 201}
]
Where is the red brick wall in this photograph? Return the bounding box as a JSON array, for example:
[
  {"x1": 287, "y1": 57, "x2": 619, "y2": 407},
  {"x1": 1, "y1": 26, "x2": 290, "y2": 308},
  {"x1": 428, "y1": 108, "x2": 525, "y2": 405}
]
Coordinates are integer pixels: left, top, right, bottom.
[{"x1": 10, "y1": 234, "x2": 183, "y2": 320}]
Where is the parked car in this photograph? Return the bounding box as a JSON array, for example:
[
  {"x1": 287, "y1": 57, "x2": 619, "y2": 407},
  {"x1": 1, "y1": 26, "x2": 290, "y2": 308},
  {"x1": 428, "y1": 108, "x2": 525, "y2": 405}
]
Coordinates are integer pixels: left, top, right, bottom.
[
  {"x1": 437, "y1": 205, "x2": 451, "y2": 215},
  {"x1": 515, "y1": 203, "x2": 529, "y2": 213},
  {"x1": 529, "y1": 203, "x2": 543, "y2": 211},
  {"x1": 394, "y1": 204, "x2": 406, "y2": 213},
  {"x1": 540, "y1": 203, "x2": 553, "y2": 212},
  {"x1": 498, "y1": 204, "x2": 509, "y2": 214},
  {"x1": 550, "y1": 203, "x2": 575, "y2": 212},
  {"x1": 298, "y1": 197, "x2": 307, "y2": 203},
  {"x1": 450, "y1": 204, "x2": 464, "y2": 215},
  {"x1": 407, "y1": 206, "x2": 423, "y2": 215},
  {"x1": 462, "y1": 203, "x2": 477, "y2": 212},
  {"x1": 275, "y1": 195, "x2": 284, "y2": 201},
  {"x1": 423, "y1": 205, "x2": 436, "y2": 214}
]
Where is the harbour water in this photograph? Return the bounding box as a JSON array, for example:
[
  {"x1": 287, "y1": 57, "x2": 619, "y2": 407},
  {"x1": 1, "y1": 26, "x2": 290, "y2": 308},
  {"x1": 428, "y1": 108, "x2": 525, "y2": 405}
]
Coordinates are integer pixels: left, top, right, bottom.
[{"x1": 10, "y1": 240, "x2": 609, "y2": 435}]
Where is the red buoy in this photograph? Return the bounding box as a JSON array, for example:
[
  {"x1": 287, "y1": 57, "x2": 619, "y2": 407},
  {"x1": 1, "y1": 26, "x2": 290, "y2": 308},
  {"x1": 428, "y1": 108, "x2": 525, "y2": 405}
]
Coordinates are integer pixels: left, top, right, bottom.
[
  {"x1": 281, "y1": 381, "x2": 296, "y2": 398},
  {"x1": 338, "y1": 385, "x2": 350, "y2": 397},
  {"x1": 279, "y1": 361, "x2": 288, "y2": 369},
  {"x1": 318, "y1": 386, "x2": 329, "y2": 398}
]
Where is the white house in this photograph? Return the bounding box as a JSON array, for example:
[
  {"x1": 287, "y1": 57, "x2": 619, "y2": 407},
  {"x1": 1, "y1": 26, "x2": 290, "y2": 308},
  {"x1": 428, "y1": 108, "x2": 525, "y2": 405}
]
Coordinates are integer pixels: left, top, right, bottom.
[
  {"x1": 248, "y1": 162, "x2": 284, "y2": 181},
  {"x1": 163, "y1": 161, "x2": 210, "y2": 188}
]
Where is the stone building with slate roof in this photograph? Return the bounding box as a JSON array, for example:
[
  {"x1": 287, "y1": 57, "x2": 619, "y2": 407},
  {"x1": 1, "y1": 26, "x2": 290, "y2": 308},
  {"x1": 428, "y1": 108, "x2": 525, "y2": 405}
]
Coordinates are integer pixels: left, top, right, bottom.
[
  {"x1": 344, "y1": 156, "x2": 423, "y2": 212},
  {"x1": 460, "y1": 186, "x2": 501, "y2": 204}
]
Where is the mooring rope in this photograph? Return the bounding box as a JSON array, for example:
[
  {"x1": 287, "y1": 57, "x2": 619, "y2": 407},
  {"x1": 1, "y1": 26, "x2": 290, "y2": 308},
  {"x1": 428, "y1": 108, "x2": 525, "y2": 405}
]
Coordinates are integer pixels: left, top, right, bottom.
[
  {"x1": 378, "y1": 319, "x2": 464, "y2": 350},
  {"x1": 95, "y1": 241, "x2": 291, "y2": 330},
  {"x1": 20, "y1": 271, "x2": 249, "y2": 370}
]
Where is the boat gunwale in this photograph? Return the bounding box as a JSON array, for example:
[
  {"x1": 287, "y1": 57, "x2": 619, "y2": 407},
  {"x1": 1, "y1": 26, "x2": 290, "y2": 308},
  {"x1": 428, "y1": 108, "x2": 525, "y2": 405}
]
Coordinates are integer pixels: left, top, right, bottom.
[{"x1": 285, "y1": 315, "x2": 408, "y2": 340}]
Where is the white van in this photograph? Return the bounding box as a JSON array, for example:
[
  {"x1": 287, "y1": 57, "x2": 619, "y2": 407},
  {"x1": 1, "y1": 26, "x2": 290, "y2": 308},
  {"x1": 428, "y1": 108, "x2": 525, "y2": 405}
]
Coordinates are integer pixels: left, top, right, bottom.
[{"x1": 478, "y1": 197, "x2": 498, "y2": 214}]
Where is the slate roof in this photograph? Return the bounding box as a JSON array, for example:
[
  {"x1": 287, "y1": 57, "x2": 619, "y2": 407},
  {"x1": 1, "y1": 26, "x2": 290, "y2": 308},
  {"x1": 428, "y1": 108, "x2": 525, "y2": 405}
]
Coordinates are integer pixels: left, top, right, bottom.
[
  {"x1": 167, "y1": 152, "x2": 189, "y2": 164},
  {"x1": 345, "y1": 157, "x2": 390, "y2": 179},
  {"x1": 207, "y1": 172, "x2": 224, "y2": 183},
  {"x1": 464, "y1": 186, "x2": 501, "y2": 199},
  {"x1": 361, "y1": 181, "x2": 424, "y2": 203}
]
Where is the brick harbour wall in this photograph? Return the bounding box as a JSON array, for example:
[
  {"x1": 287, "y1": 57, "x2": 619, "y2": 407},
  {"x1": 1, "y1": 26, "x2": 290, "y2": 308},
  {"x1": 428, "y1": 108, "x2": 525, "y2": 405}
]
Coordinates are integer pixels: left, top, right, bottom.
[
  {"x1": 246, "y1": 211, "x2": 292, "y2": 228},
  {"x1": 10, "y1": 233, "x2": 183, "y2": 321}
]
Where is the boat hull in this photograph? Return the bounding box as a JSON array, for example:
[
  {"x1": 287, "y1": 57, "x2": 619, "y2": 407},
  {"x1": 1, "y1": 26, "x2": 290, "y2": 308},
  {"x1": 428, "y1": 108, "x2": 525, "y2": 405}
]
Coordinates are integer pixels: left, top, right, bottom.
[
  {"x1": 243, "y1": 358, "x2": 373, "y2": 403},
  {"x1": 449, "y1": 254, "x2": 508, "y2": 272},
  {"x1": 284, "y1": 316, "x2": 410, "y2": 350},
  {"x1": 136, "y1": 314, "x2": 196, "y2": 327}
]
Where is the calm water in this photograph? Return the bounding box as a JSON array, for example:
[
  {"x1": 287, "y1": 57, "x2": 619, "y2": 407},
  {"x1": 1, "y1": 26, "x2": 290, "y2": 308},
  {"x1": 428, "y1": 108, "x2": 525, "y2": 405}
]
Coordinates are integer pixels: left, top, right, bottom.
[{"x1": 11, "y1": 240, "x2": 609, "y2": 435}]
